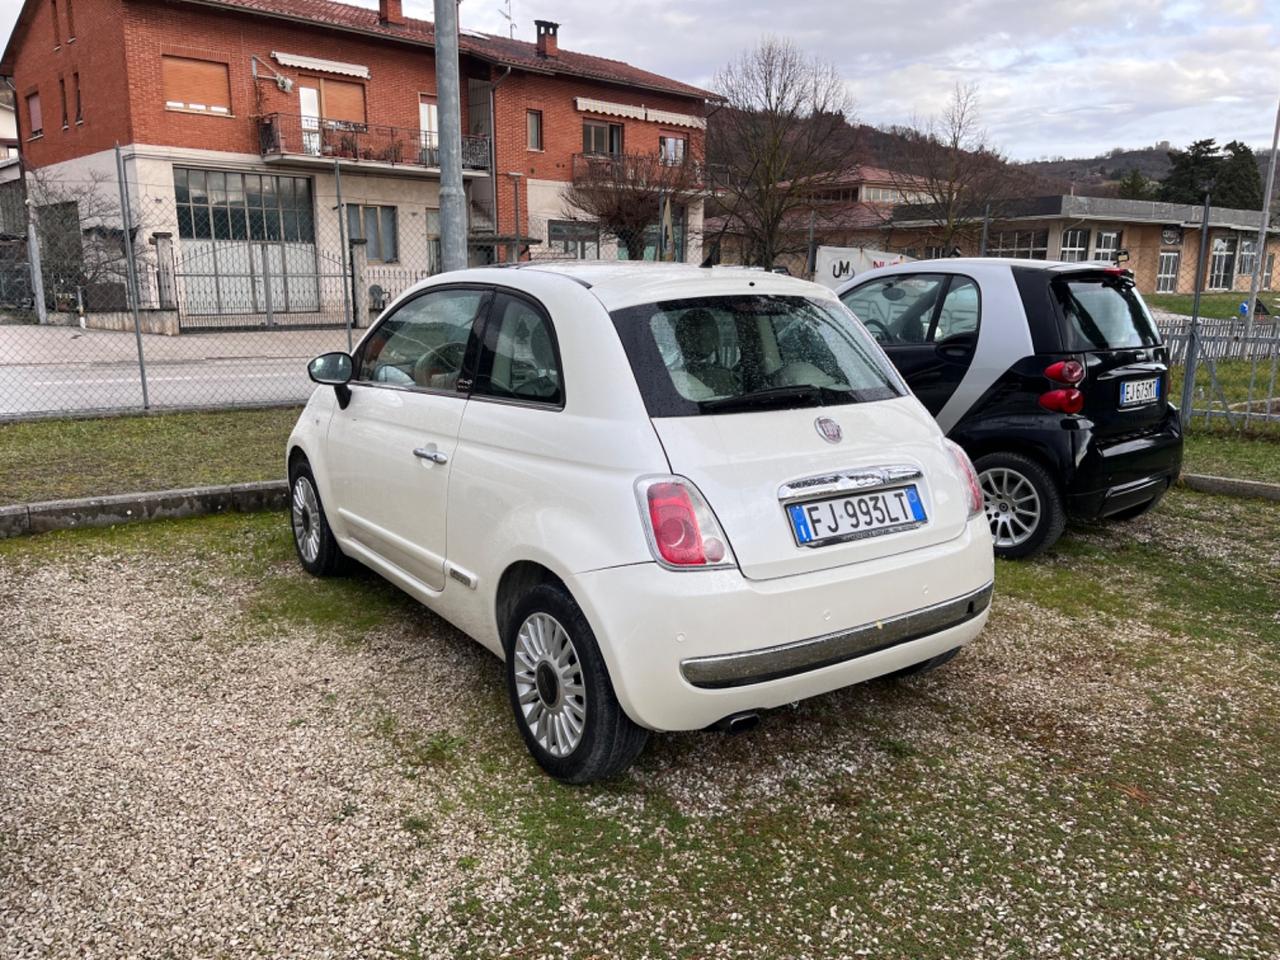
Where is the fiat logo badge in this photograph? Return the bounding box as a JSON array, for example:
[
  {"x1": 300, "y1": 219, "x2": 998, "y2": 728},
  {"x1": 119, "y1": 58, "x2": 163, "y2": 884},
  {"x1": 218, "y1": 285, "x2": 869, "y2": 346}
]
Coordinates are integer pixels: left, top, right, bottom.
[{"x1": 815, "y1": 416, "x2": 842, "y2": 444}]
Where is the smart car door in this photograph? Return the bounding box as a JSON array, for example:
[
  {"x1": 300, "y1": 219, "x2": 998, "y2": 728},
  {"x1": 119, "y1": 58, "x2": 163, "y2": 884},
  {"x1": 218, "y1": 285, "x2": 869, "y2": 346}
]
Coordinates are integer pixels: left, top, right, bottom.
[{"x1": 325, "y1": 286, "x2": 490, "y2": 592}]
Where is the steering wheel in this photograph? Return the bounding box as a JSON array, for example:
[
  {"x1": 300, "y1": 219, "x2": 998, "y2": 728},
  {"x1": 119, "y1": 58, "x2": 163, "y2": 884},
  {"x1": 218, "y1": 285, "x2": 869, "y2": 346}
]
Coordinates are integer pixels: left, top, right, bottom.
[
  {"x1": 413, "y1": 341, "x2": 468, "y2": 387},
  {"x1": 861, "y1": 318, "x2": 891, "y2": 340}
]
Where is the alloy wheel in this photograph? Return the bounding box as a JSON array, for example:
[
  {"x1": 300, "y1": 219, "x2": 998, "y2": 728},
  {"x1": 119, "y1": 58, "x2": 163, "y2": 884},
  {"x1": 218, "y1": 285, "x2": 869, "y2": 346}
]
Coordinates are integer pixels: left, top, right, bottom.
[
  {"x1": 513, "y1": 612, "x2": 588, "y2": 757},
  {"x1": 979, "y1": 466, "x2": 1041, "y2": 549},
  {"x1": 291, "y1": 476, "x2": 323, "y2": 563}
]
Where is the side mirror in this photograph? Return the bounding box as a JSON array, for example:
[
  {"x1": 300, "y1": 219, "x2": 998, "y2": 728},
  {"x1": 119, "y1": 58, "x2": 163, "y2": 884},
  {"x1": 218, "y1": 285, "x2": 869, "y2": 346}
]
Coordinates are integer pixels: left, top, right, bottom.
[
  {"x1": 308, "y1": 351, "x2": 353, "y2": 385},
  {"x1": 308, "y1": 352, "x2": 353, "y2": 409}
]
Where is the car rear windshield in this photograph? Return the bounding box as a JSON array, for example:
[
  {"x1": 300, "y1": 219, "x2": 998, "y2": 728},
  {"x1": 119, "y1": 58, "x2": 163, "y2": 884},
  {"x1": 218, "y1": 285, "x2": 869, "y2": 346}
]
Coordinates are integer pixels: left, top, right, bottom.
[
  {"x1": 609, "y1": 294, "x2": 907, "y2": 417},
  {"x1": 1052, "y1": 274, "x2": 1161, "y2": 351}
]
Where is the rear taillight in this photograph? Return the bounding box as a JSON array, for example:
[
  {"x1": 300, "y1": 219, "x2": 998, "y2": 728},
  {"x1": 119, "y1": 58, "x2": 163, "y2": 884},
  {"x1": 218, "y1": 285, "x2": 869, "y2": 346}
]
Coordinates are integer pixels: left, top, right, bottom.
[
  {"x1": 636, "y1": 476, "x2": 734, "y2": 569},
  {"x1": 1044, "y1": 359, "x2": 1085, "y2": 385},
  {"x1": 1039, "y1": 388, "x2": 1085, "y2": 414},
  {"x1": 944, "y1": 440, "x2": 983, "y2": 519}
]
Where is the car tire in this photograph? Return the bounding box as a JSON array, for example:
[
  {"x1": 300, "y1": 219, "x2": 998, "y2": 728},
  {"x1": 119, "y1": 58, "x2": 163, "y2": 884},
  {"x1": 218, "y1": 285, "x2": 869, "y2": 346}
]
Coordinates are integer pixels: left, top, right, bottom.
[
  {"x1": 974, "y1": 451, "x2": 1066, "y2": 560},
  {"x1": 505, "y1": 583, "x2": 649, "y2": 784},
  {"x1": 289, "y1": 460, "x2": 345, "y2": 577},
  {"x1": 888, "y1": 645, "x2": 961, "y2": 680}
]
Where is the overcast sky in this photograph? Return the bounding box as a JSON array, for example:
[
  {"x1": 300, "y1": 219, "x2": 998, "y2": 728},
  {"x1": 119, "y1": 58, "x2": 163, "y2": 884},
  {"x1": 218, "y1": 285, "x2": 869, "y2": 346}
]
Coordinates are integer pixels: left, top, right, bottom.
[{"x1": 2, "y1": 0, "x2": 1277, "y2": 160}]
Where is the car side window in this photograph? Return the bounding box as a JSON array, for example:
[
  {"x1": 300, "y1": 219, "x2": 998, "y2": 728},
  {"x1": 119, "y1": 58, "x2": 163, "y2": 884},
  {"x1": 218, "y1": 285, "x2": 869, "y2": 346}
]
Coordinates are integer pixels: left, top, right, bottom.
[
  {"x1": 932, "y1": 277, "x2": 980, "y2": 341},
  {"x1": 472, "y1": 292, "x2": 564, "y2": 406},
  {"x1": 840, "y1": 275, "x2": 946, "y2": 346},
  {"x1": 353, "y1": 288, "x2": 487, "y2": 391}
]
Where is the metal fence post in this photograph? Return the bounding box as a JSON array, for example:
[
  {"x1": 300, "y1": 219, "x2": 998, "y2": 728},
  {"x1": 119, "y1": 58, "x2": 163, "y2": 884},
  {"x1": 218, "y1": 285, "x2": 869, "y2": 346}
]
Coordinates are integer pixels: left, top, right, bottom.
[
  {"x1": 260, "y1": 242, "x2": 275, "y2": 328},
  {"x1": 334, "y1": 158, "x2": 354, "y2": 352},
  {"x1": 114, "y1": 143, "x2": 150, "y2": 410},
  {"x1": 1179, "y1": 192, "x2": 1212, "y2": 429}
]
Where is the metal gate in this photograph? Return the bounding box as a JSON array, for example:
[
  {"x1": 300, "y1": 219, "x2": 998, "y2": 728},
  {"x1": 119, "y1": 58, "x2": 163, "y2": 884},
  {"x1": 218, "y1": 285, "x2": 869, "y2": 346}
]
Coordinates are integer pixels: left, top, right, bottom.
[{"x1": 173, "y1": 241, "x2": 350, "y2": 331}]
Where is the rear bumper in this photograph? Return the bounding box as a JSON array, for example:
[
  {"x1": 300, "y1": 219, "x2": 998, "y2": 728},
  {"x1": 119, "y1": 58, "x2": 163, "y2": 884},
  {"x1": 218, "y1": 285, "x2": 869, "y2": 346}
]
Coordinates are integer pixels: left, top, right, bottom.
[
  {"x1": 1067, "y1": 407, "x2": 1183, "y2": 519},
  {"x1": 570, "y1": 516, "x2": 994, "y2": 731}
]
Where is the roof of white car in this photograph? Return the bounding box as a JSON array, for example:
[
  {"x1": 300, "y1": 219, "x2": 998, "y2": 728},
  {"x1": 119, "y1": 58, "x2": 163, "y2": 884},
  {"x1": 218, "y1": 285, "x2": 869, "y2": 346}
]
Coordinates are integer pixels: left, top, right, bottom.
[
  {"x1": 499, "y1": 261, "x2": 830, "y2": 310},
  {"x1": 837, "y1": 257, "x2": 1129, "y2": 292}
]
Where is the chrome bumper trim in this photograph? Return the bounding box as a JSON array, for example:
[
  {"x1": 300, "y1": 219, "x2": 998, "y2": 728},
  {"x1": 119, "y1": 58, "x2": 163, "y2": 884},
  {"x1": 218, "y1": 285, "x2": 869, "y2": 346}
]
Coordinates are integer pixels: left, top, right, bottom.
[{"x1": 679, "y1": 581, "x2": 994, "y2": 690}]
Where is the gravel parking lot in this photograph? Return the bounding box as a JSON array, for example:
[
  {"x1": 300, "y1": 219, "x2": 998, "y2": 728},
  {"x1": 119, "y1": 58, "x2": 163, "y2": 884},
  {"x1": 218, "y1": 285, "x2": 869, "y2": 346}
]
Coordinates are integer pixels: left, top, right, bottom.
[{"x1": 2, "y1": 489, "x2": 1278, "y2": 959}]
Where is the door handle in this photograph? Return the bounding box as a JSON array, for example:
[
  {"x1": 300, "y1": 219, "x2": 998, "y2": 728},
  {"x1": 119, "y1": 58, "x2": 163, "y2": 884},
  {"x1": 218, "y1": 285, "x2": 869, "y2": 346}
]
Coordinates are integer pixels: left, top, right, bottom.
[{"x1": 413, "y1": 445, "x2": 449, "y2": 464}]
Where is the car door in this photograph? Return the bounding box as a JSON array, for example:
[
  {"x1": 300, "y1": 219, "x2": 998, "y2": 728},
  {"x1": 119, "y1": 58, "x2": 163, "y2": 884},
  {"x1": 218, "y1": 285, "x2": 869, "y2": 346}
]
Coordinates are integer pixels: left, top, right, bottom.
[
  {"x1": 325, "y1": 285, "x2": 491, "y2": 592},
  {"x1": 840, "y1": 273, "x2": 980, "y2": 416}
]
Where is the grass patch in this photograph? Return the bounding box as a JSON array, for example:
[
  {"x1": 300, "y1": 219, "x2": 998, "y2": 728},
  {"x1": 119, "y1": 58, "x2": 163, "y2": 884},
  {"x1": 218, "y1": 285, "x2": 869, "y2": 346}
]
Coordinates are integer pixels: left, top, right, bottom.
[
  {"x1": 1146, "y1": 291, "x2": 1280, "y2": 320},
  {"x1": 0, "y1": 406, "x2": 301, "y2": 504},
  {"x1": 1183, "y1": 431, "x2": 1280, "y2": 483}
]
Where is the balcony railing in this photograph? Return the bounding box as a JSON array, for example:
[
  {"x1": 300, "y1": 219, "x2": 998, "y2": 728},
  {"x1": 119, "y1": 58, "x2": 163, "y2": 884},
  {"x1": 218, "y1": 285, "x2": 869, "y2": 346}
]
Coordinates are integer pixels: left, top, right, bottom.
[
  {"x1": 258, "y1": 113, "x2": 491, "y2": 172},
  {"x1": 571, "y1": 152, "x2": 705, "y2": 188}
]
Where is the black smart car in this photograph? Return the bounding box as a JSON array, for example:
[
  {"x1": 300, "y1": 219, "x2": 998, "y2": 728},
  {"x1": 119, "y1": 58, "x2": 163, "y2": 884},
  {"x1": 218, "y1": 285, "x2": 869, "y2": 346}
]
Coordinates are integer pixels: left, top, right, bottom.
[{"x1": 839, "y1": 259, "x2": 1183, "y2": 558}]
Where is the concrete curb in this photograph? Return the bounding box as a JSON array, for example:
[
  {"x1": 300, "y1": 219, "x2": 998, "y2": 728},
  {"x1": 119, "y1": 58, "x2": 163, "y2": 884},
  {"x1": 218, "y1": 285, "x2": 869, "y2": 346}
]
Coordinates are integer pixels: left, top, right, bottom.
[
  {"x1": 0, "y1": 480, "x2": 289, "y2": 539},
  {"x1": 1180, "y1": 473, "x2": 1280, "y2": 502}
]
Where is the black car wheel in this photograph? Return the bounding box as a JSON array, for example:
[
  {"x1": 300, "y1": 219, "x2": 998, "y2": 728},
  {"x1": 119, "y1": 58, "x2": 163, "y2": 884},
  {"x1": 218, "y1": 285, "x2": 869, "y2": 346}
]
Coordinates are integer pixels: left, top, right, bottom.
[{"x1": 974, "y1": 452, "x2": 1066, "y2": 559}]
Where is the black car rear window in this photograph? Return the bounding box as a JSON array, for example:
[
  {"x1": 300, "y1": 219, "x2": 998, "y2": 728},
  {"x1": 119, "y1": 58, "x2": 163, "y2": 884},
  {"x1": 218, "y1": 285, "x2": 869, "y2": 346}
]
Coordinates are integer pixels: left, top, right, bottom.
[{"x1": 1052, "y1": 274, "x2": 1161, "y2": 351}]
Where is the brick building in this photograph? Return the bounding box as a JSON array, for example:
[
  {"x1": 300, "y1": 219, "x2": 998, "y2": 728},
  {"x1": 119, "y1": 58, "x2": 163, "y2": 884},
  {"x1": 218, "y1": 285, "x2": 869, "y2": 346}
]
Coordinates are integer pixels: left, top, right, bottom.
[{"x1": 0, "y1": 0, "x2": 712, "y2": 324}]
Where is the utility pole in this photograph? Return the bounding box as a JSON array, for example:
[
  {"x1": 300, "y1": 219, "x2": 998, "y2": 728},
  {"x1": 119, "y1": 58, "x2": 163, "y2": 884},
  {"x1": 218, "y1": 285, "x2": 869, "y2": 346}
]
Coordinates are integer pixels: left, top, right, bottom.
[
  {"x1": 434, "y1": 0, "x2": 468, "y2": 271},
  {"x1": 1242, "y1": 94, "x2": 1279, "y2": 428}
]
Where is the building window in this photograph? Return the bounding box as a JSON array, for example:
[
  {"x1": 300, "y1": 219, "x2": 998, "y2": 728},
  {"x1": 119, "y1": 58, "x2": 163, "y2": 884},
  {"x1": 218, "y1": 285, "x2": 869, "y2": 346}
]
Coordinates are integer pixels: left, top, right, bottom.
[
  {"x1": 1238, "y1": 236, "x2": 1258, "y2": 278},
  {"x1": 527, "y1": 110, "x2": 543, "y2": 151},
  {"x1": 50, "y1": 0, "x2": 61, "y2": 45},
  {"x1": 174, "y1": 168, "x2": 314, "y2": 242},
  {"x1": 65, "y1": 0, "x2": 75, "y2": 38},
  {"x1": 73, "y1": 72, "x2": 81, "y2": 122},
  {"x1": 1156, "y1": 251, "x2": 1179, "y2": 293},
  {"x1": 924, "y1": 245, "x2": 947, "y2": 259},
  {"x1": 162, "y1": 56, "x2": 232, "y2": 115},
  {"x1": 814, "y1": 187, "x2": 858, "y2": 203},
  {"x1": 58, "y1": 77, "x2": 68, "y2": 128},
  {"x1": 1266, "y1": 253, "x2": 1276, "y2": 291},
  {"x1": 582, "y1": 120, "x2": 623, "y2": 156},
  {"x1": 862, "y1": 186, "x2": 904, "y2": 203},
  {"x1": 25, "y1": 92, "x2": 42, "y2": 138},
  {"x1": 548, "y1": 220, "x2": 600, "y2": 259},
  {"x1": 347, "y1": 204, "x2": 398, "y2": 263},
  {"x1": 1093, "y1": 230, "x2": 1121, "y2": 261},
  {"x1": 1208, "y1": 235, "x2": 1237, "y2": 290},
  {"x1": 658, "y1": 134, "x2": 686, "y2": 166},
  {"x1": 986, "y1": 230, "x2": 1048, "y2": 259},
  {"x1": 1060, "y1": 228, "x2": 1090, "y2": 262}
]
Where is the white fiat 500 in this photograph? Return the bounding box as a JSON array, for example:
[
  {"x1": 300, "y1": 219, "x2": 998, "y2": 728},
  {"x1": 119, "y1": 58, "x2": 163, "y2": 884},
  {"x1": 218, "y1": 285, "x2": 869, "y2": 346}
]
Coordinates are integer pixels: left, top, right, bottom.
[{"x1": 287, "y1": 263, "x2": 994, "y2": 783}]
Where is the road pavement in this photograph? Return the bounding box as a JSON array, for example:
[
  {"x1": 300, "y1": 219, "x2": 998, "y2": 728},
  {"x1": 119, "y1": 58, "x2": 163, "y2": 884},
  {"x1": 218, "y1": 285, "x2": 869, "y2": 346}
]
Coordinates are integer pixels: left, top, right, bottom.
[{"x1": 0, "y1": 323, "x2": 354, "y2": 417}]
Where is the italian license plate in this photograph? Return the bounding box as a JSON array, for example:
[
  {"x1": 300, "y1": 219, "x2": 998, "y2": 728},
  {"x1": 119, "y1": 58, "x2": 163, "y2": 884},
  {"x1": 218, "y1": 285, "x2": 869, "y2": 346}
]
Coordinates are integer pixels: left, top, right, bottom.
[
  {"x1": 786, "y1": 485, "x2": 927, "y2": 548},
  {"x1": 1120, "y1": 377, "x2": 1161, "y2": 407}
]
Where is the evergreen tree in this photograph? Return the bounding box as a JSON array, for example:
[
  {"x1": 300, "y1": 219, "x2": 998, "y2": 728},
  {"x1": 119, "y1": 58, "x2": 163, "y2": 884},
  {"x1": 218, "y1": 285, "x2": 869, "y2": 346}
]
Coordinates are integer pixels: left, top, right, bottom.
[
  {"x1": 1116, "y1": 168, "x2": 1156, "y2": 200},
  {"x1": 1214, "y1": 141, "x2": 1263, "y2": 210},
  {"x1": 1158, "y1": 139, "x2": 1222, "y2": 204}
]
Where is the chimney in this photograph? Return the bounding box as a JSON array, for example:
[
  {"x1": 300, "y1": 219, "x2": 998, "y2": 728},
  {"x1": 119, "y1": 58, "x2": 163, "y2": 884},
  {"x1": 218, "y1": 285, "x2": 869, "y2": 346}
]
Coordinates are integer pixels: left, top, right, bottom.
[
  {"x1": 535, "y1": 20, "x2": 559, "y2": 58},
  {"x1": 379, "y1": 0, "x2": 405, "y2": 25}
]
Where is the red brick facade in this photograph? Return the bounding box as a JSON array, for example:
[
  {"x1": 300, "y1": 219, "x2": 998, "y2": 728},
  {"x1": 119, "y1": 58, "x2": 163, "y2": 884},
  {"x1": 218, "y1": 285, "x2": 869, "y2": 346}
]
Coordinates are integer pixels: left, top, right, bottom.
[{"x1": 4, "y1": 0, "x2": 708, "y2": 244}]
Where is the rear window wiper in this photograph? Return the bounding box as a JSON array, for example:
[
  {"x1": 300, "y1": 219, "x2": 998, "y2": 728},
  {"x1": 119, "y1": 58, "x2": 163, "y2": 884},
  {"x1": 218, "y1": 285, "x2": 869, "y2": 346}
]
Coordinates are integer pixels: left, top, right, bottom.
[{"x1": 698, "y1": 384, "x2": 853, "y2": 413}]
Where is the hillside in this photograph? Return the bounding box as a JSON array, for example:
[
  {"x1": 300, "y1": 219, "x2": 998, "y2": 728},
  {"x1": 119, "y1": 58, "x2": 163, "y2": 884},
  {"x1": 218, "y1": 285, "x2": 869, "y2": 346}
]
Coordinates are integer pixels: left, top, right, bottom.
[{"x1": 1018, "y1": 144, "x2": 1271, "y2": 197}]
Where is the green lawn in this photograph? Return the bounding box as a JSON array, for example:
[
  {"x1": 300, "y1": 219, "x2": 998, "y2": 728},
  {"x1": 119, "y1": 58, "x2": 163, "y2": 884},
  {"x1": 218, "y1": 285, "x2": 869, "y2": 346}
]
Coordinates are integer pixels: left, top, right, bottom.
[
  {"x1": 3, "y1": 489, "x2": 1277, "y2": 957},
  {"x1": 0, "y1": 406, "x2": 300, "y2": 504},
  {"x1": 1146, "y1": 291, "x2": 1280, "y2": 320},
  {"x1": 1184, "y1": 431, "x2": 1280, "y2": 483}
]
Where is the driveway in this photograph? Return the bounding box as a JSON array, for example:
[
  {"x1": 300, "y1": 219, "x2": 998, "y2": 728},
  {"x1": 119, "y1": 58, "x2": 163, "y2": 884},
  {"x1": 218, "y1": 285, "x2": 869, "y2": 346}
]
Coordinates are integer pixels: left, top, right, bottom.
[{"x1": 2, "y1": 489, "x2": 1278, "y2": 958}]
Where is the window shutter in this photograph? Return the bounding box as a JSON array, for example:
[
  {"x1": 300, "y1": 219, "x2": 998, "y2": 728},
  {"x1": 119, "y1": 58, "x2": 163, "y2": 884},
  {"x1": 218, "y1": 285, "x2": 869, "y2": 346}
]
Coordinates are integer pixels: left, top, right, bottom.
[
  {"x1": 26, "y1": 93, "x2": 42, "y2": 133},
  {"x1": 322, "y1": 79, "x2": 365, "y2": 123},
  {"x1": 162, "y1": 56, "x2": 231, "y2": 112}
]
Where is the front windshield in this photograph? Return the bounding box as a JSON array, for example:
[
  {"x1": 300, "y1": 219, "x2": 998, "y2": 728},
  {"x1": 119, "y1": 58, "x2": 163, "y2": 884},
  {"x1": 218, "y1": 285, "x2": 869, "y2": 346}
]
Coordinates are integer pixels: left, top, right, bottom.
[{"x1": 609, "y1": 294, "x2": 907, "y2": 417}]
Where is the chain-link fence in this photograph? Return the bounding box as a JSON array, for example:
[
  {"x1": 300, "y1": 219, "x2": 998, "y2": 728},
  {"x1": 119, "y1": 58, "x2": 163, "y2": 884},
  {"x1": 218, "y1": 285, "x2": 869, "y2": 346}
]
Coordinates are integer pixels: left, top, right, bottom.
[
  {"x1": 0, "y1": 150, "x2": 449, "y2": 420},
  {"x1": 1152, "y1": 310, "x2": 1280, "y2": 436}
]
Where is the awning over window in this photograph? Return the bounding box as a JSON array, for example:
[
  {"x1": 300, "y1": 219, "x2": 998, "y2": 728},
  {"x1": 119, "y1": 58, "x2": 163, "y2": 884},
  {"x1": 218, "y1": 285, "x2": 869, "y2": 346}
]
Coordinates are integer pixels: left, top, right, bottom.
[
  {"x1": 574, "y1": 97, "x2": 645, "y2": 120},
  {"x1": 272, "y1": 51, "x2": 370, "y2": 80},
  {"x1": 646, "y1": 108, "x2": 705, "y2": 130}
]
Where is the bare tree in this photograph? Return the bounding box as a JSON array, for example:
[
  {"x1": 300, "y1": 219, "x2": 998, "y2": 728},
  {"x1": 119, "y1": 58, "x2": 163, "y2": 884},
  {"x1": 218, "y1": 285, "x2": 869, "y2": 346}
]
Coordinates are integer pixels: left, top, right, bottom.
[
  {"x1": 884, "y1": 84, "x2": 1016, "y2": 251},
  {"x1": 707, "y1": 37, "x2": 860, "y2": 268},
  {"x1": 562, "y1": 149, "x2": 704, "y2": 260}
]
